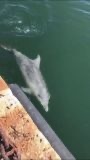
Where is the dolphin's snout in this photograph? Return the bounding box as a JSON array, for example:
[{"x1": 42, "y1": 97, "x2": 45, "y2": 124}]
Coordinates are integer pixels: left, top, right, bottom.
[{"x1": 44, "y1": 105, "x2": 49, "y2": 112}]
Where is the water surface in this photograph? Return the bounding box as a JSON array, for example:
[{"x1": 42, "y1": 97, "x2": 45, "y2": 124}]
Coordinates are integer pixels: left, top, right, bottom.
[{"x1": 0, "y1": 1, "x2": 90, "y2": 159}]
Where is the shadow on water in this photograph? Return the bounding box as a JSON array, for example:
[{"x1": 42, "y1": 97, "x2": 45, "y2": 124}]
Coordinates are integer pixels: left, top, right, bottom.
[{"x1": 0, "y1": 48, "x2": 25, "y2": 86}]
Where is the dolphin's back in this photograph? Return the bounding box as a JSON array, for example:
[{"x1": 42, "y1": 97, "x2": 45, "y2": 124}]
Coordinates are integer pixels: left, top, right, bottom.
[
  {"x1": 21, "y1": 59, "x2": 47, "y2": 90},
  {"x1": 0, "y1": 45, "x2": 46, "y2": 89}
]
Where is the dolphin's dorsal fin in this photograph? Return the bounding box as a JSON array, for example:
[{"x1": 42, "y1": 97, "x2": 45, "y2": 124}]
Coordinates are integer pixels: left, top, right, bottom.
[{"x1": 33, "y1": 55, "x2": 41, "y2": 68}]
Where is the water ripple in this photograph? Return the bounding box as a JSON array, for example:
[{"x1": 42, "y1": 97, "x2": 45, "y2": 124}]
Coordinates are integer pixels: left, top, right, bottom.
[
  {"x1": 0, "y1": 2, "x2": 49, "y2": 37},
  {"x1": 73, "y1": 8, "x2": 90, "y2": 15}
]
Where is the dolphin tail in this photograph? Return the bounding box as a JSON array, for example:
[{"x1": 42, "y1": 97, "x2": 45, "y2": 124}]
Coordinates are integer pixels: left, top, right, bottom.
[{"x1": 0, "y1": 44, "x2": 13, "y2": 52}]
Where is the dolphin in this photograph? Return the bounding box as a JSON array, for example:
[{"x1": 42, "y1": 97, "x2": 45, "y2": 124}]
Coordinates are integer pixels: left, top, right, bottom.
[{"x1": 0, "y1": 44, "x2": 50, "y2": 112}]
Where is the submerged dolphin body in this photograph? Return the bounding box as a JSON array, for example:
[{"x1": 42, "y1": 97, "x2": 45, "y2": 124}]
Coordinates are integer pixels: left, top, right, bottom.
[{"x1": 0, "y1": 45, "x2": 50, "y2": 112}]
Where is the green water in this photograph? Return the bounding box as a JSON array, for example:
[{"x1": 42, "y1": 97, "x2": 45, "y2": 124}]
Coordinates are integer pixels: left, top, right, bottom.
[{"x1": 1, "y1": 0, "x2": 90, "y2": 159}]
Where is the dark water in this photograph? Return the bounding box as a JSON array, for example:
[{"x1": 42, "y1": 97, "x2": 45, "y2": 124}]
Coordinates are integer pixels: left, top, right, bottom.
[{"x1": 1, "y1": 0, "x2": 90, "y2": 159}]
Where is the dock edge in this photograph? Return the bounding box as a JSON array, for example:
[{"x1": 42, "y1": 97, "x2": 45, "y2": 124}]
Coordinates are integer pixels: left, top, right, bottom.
[{"x1": 10, "y1": 84, "x2": 76, "y2": 160}]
